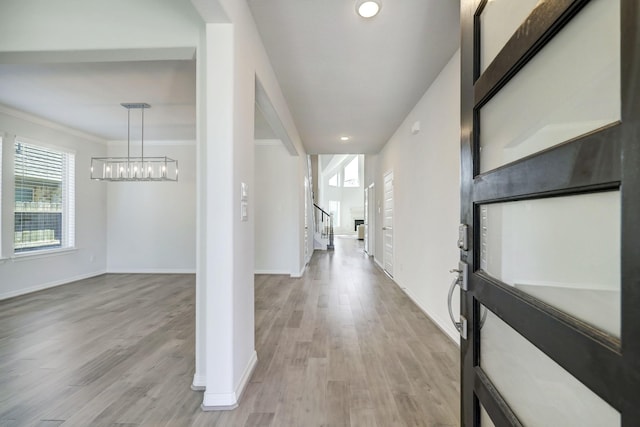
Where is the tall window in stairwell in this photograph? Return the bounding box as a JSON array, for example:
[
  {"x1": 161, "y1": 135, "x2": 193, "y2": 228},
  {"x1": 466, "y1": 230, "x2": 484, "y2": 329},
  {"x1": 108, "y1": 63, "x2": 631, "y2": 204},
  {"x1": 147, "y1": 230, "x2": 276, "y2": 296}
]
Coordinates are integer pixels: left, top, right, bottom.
[
  {"x1": 342, "y1": 157, "x2": 359, "y2": 188},
  {"x1": 14, "y1": 140, "x2": 75, "y2": 253},
  {"x1": 328, "y1": 200, "x2": 340, "y2": 227},
  {"x1": 329, "y1": 173, "x2": 340, "y2": 187}
]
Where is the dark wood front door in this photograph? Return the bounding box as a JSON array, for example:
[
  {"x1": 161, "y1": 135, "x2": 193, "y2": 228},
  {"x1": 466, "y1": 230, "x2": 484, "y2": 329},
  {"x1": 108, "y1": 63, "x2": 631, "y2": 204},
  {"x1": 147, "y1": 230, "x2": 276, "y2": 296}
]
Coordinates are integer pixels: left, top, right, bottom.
[{"x1": 459, "y1": 0, "x2": 640, "y2": 425}]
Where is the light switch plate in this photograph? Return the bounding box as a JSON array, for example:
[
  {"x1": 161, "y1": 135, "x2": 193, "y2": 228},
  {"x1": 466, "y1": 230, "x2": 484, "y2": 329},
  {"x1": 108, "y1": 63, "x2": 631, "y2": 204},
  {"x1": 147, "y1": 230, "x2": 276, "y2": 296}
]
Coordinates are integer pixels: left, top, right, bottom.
[
  {"x1": 241, "y1": 182, "x2": 248, "y2": 201},
  {"x1": 241, "y1": 201, "x2": 248, "y2": 222}
]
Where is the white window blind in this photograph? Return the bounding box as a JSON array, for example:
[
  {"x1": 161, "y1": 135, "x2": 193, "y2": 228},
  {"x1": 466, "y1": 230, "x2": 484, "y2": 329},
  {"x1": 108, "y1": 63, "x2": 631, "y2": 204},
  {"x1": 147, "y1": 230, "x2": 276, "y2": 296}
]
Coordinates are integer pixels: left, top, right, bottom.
[
  {"x1": 14, "y1": 141, "x2": 75, "y2": 253},
  {"x1": 64, "y1": 153, "x2": 75, "y2": 248}
]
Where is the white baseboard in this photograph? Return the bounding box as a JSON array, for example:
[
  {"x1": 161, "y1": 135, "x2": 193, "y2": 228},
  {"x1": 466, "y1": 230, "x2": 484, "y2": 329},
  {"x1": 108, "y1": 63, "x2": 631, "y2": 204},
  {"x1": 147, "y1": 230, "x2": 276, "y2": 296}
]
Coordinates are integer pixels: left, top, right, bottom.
[
  {"x1": 290, "y1": 264, "x2": 306, "y2": 278},
  {"x1": 254, "y1": 269, "x2": 290, "y2": 275},
  {"x1": 374, "y1": 257, "x2": 384, "y2": 270},
  {"x1": 235, "y1": 350, "x2": 258, "y2": 401},
  {"x1": 201, "y1": 351, "x2": 258, "y2": 411},
  {"x1": 254, "y1": 267, "x2": 306, "y2": 278},
  {"x1": 191, "y1": 373, "x2": 206, "y2": 391},
  {"x1": 106, "y1": 268, "x2": 196, "y2": 274},
  {"x1": 0, "y1": 270, "x2": 107, "y2": 301}
]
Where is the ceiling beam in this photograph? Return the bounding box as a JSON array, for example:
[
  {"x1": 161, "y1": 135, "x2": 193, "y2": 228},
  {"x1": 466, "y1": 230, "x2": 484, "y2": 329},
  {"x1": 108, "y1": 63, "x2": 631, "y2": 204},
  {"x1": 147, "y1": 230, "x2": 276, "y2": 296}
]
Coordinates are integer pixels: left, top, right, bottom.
[{"x1": 0, "y1": 47, "x2": 197, "y2": 65}]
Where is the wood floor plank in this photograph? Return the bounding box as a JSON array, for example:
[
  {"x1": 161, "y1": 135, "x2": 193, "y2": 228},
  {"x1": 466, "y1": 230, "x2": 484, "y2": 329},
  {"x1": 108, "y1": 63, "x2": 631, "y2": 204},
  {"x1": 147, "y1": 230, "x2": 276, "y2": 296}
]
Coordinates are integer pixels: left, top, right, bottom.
[
  {"x1": 0, "y1": 238, "x2": 460, "y2": 426},
  {"x1": 326, "y1": 380, "x2": 350, "y2": 427},
  {"x1": 243, "y1": 412, "x2": 274, "y2": 427},
  {"x1": 349, "y1": 407, "x2": 378, "y2": 427}
]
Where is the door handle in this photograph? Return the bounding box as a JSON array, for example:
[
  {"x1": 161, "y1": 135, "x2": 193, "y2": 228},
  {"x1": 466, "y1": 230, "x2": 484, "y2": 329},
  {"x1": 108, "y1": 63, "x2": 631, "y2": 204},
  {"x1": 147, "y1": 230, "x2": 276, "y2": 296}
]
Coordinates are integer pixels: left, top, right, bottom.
[
  {"x1": 447, "y1": 267, "x2": 467, "y2": 340},
  {"x1": 447, "y1": 265, "x2": 488, "y2": 339}
]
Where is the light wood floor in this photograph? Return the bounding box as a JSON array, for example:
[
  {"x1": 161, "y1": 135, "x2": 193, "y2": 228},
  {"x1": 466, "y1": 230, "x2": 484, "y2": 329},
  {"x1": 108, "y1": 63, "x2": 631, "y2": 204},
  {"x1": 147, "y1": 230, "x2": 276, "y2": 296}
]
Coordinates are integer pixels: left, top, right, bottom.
[{"x1": 0, "y1": 237, "x2": 460, "y2": 426}]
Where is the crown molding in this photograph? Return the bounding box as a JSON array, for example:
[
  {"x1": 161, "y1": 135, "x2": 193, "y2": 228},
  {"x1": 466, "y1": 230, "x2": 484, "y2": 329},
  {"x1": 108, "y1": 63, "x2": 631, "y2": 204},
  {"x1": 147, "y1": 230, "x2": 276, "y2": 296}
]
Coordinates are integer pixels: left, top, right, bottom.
[{"x1": 0, "y1": 104, "x2": 107, "y2": 144}]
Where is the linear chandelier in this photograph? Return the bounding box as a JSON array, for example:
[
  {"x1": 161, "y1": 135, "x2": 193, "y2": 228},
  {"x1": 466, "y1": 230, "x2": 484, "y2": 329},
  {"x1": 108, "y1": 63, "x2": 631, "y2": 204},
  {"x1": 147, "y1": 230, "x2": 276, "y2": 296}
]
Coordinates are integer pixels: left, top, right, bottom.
[{"x1": 90, "y1": 103, "x2": 178, "y2": 182}]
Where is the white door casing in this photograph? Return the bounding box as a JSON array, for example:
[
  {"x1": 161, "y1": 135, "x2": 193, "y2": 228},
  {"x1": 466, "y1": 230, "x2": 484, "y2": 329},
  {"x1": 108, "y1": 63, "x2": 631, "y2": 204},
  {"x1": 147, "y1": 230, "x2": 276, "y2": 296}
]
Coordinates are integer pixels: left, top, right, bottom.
[{"x1": 367, "y1": 183, "x2": 375, "y2": 257}]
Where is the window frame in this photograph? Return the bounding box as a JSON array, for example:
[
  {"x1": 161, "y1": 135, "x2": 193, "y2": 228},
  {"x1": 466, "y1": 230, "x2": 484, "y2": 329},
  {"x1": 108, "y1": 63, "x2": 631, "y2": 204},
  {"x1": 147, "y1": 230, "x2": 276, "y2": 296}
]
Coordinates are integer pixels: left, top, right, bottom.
[
  {"x1": 328, "y1": 200, "x2": 341, "y2": 227},
  {"x1": 12, "y1": 137, "x2": 76, "y2": 256},
  {"x1": 328, "y1": 172, "x2": 341, "y2": 187},
  {"x1": 343, "y1": 156, "x2": 360, "y2": 188}
]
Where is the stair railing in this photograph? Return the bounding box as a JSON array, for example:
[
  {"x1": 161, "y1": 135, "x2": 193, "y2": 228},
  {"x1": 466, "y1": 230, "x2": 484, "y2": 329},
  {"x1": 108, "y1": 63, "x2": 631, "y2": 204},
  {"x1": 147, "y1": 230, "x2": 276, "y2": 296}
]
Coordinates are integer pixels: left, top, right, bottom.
[{"x1": 313, "y1": 203, "x2": 335, "y2": 250}]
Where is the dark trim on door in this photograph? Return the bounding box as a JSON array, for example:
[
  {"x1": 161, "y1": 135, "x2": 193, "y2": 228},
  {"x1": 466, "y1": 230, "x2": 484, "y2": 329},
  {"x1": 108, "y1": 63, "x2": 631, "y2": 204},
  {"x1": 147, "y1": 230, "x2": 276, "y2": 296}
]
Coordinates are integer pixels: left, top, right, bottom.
[
  {"x1": 474, "y1": 0, "x2": 591, "y2": 107},
  {"x1": 619, "y1": 0, "x2": 640, "y2": 423},
  {"x1": 474, "y1": 367, "x2": 523, "y2": 427},
  {"x1": 460, "y1": 0, "x2": 640, "y2": 425},
  {"x1": 460, "y1": 0, "x2": 478, "y2": 425},
  {"x1": 474, "y1": 272, "x2": 623, "y2": 408},
  {"x1": 472, "y1": 123, "x2": 621, "y2": 202}
]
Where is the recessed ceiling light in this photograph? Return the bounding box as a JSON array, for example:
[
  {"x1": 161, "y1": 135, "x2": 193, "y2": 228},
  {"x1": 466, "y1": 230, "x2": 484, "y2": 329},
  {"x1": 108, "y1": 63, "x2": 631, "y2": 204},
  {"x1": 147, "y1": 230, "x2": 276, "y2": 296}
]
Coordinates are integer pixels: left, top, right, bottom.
[
  {"x1": 340, "y1": 136, "x2": 350, "y2": 141},
  {"x1": 356, "y1": 0, "x2": 381, "y2": 18}
]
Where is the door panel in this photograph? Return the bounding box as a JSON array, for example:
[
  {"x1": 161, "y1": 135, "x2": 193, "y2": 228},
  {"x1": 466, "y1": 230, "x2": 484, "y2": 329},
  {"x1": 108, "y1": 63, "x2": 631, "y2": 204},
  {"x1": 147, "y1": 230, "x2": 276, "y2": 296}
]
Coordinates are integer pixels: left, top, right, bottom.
[
  {"x1": 480, "y1": 191, "x2": 621, "y2": 337},
  {"x1": 383, "y1": 171, "x2": 394, "y2": 276},
  {"x1": 367, "y1": 184, "x2": 375, "y2": 257},
  {"x1": 479, "y1": 0, "x2": 539, "y2": 72},
  {"x1": 479, "y1": 0, "x2": 620, "y2": 173},
  {"x1": 364, "y1": 185, "x2": 369, "y2": 253},
  {"x1": 481, "y1": 306, "x2": 620, "y2": 426},
  {"x1": 304, "y1": 176, "x2": 309, "y2": 261},
  {"x1": 460, "y1": 0, "x2": 640, "y2": 425}
]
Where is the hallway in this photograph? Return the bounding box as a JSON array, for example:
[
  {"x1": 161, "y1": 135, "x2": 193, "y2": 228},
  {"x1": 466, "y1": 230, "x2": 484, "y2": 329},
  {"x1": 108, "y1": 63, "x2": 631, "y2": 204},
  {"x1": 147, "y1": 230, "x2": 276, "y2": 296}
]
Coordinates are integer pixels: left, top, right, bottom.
[
  {"x1": 247, "y1": 236, "x2": 460, "y2": 426},
  {"x1": 0, "y1": 237, "x2": 459, "y2": 426}
]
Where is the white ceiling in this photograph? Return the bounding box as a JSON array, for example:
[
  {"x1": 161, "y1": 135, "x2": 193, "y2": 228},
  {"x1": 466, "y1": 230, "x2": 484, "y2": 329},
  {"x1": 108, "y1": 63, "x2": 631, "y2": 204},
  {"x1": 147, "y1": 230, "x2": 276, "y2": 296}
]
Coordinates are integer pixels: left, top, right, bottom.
[
  {"x1": 0, "y1": 1, "x2": 459, "y2": 153},
  {"x1": 0, "y1": 60, "x2": 196, "y2": 141},
  {"x1": 248, "y1": 0, "x2": 460, "y2": 154}
]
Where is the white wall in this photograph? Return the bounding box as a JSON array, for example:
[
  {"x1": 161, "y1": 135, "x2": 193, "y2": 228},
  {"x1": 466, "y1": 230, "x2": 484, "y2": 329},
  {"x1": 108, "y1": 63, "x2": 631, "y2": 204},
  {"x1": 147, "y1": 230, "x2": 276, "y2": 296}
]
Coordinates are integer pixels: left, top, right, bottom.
[
  {"x1": 0, "y1": 108, "x2": 107, "y2": 300},
  {"x1": 254, "y1": 140, "x2": 297, "y2": 274},
  {"x1": 367, "y1": 50, "x2": 461, "y2": 343},
  {"x1": 106, "y1": 142, "x2": 196, "y2": 273}
]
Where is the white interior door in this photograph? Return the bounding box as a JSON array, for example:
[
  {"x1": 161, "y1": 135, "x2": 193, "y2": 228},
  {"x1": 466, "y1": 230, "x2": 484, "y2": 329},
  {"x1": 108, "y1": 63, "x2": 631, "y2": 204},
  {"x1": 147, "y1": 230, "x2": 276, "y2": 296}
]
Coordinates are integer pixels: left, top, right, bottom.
[
  {"x1": 383, "y1": 171, "x2": 393, "y2": 276},
  {"x1": 364, "y1": 187, "x2": 369, "y2": 252},
  {"x1": 366, "y1": 184, "x2": 375, "y2": 257},
  {"x1": 304, "y1": 176, "x2": 309, "y2": 261}
]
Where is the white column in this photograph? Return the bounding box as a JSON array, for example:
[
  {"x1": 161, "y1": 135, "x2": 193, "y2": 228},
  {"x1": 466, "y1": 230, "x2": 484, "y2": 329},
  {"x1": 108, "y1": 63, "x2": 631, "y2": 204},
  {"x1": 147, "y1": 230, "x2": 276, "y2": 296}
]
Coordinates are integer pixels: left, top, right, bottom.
[
  {"x1": 191, "y1": 27, "x2": 208, "y2": 392},
  {"x1": 201, "y1": 22, "x2": 237, "y2": 410}
]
